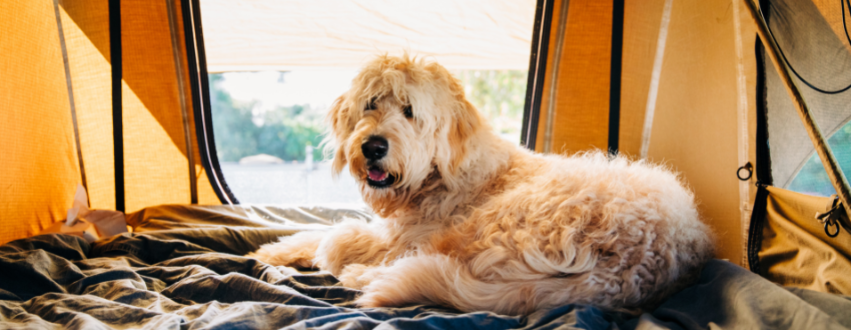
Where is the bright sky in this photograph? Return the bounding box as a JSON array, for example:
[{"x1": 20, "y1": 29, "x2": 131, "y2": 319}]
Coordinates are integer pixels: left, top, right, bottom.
[{"x1": 219, "y1": 69, "x2": 360, "y2": 113}]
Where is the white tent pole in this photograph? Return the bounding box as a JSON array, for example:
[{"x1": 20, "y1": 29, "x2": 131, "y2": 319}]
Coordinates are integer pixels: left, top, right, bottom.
[
  {"x1": 639, "y1": 0, "x2": 673, "y2": 159},
  {"x1": 732, "y1": 0, "x2": 751, "y2": 265},
  {"x1": 542, "y1": 0, "x2": 570, "y2": 154},
  {"x1": 744, "y1": 0, "x2": 851, "y2": 218}
]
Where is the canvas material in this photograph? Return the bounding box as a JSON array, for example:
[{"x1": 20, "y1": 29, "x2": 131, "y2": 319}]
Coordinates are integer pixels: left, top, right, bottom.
[
  {"x1": 535, "y1": 0, "x2": 758, "y2": 265},
  {"x1": 754, "y1": 185, "x2": 851, "y2": 294},
  {"x1": 0, "y1": 0, "x2": 221, "y2": 245},
  {"x1": 0, "y1": 0, "x2": 81, "y2": 245}
]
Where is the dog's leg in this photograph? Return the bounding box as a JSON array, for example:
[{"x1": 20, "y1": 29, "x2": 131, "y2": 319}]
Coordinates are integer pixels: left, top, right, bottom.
[
  {"x1": 247, "y1": 230, "x2": 326, "y2": 268},
  {"x1": 337, "y1": 263, "x2": 384, "y2": 289},
  {"x1": 248, "y1": 220, "x2": 390, "y2": 279},
  {"x1": 313, "y1": 219, "x2": 390, "y2": 276},
  {"x1": 355, "y1": 254, "x2": 551, "y2": 315}
]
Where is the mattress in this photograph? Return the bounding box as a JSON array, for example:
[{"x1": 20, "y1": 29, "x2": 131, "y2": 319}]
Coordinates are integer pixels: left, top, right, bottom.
[{"x1": 1, "y1": 205, "x2": 849, "y2": 329}]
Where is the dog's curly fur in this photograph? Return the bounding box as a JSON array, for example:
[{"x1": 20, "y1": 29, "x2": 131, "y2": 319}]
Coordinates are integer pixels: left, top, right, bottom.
[{"x1": 248, "y1": 55, "x2": 715, "y2": 315}]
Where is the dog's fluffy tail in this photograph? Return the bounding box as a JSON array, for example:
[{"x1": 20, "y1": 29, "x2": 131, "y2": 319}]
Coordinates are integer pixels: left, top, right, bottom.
[{"x1": 356, "y1": 254, "x2": 575, "y2": 315}]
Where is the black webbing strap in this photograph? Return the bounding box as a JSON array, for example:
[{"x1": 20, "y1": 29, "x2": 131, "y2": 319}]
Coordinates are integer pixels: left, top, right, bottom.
[
  {"x1": 748, "y1": 0, "x2": 773, "y2": 273},
  {"x1": 608, "y1": 0, "x2": 625, "y2": 155},
  {"x1": 521, "y1": 0, "x2": 555, "y2": 150},
  {"x1": 747, "y1": 184, "x2": 770, "y2": 273},
  {"x1": 755, "y1": 38, "x2": 773, "y2": 186},
  {"x1": 109, "y1": 0, "x2": 124, "y2": 212}
]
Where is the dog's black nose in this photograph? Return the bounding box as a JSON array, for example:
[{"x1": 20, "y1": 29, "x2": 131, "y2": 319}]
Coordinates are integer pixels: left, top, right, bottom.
[{"x1": 362, "y1": 136, "x2": 388, "y2": 160}]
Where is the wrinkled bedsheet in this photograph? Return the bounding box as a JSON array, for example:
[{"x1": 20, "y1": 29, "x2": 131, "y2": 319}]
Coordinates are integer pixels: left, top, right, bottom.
[{"x1": 1, "y1": 208, "x2": 851, "y2": 329}]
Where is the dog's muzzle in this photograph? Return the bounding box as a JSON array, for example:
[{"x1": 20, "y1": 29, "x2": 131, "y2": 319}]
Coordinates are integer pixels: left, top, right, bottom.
[{"x1": 361, "y1": 136, "x2": 395, "y2": 188}]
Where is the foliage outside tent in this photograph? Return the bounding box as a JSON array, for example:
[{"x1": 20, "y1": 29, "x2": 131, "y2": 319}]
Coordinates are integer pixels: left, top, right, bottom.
[
  {"x1": 210, "y1": 70, "x2": 529, "y2": 162},
  {"x1": 210, "y1": 70, "x2": 851, "y2": 197}
]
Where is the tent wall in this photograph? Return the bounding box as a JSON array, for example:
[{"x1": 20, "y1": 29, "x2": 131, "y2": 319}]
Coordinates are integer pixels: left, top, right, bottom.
[
  {"x1": 59, "y1": 0, "x2": 115, "y2": 210},
  {"x1": 120, "y1": 0, "x2": 218, "y2": 212},
  {"x1": 2, "y1": 0, "x2": 766, "y2": 265},
  {"x1": 0, "y1": 0, "x2": 82, "y2": 244},
  {"x1": 536, "y1": 0, "x2": 614, "y2": 153},
  {"x1": 647, "y1": 0, "x2": 757, "y2": 266},
  {"x1": 536, "y1": 0, "x2": 758, "y2": 265},
  {"x1": 0, "y1": 0, "x2": 220, "y2": 245}
]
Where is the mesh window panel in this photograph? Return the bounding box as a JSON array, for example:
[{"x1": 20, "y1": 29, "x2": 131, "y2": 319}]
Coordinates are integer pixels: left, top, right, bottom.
[{"x1": 762, "y1": 0, "x2": 851, "y2": 196}]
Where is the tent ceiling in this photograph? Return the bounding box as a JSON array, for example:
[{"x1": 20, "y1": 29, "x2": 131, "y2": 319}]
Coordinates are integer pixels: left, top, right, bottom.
[{"x1": 198, "y1": 0, "x2": 536, "y2": 72}]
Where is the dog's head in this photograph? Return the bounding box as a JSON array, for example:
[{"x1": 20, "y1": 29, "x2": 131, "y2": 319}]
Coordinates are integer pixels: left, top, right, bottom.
[{"x1": 324, "y1": 55, "x2": 486, "y2": 216}]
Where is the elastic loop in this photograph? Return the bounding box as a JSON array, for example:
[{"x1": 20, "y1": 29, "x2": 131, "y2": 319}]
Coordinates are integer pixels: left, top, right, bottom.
[
  {"x1": 826, "y1": 220, "x2": 840, "y2": 238},
  {"x1": 737, "y1": 162, "x2": 753, "y2": 181}
]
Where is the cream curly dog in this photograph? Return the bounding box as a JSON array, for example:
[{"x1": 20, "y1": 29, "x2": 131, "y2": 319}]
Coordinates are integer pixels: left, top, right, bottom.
[{"x1": 248, "y1": 55, "x2": 714, "y2": 315}]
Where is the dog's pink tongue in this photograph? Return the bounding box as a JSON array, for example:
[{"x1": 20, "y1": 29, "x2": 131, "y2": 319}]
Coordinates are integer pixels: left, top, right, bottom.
[{"x1": 368, "y1": 168, "x2": 388, "y2": 181}]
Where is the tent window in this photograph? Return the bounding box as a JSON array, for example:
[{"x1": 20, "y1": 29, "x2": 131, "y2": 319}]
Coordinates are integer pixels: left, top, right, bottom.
[
  {"x1": 787, "y1": 123, "x2": 851, "y2": 196},
  {"x1": 759, "y1": 0, "x2": 851, "y2": 197},
  {"x1": 197, "y1": 1, "x2": 540, "y2": 205}
]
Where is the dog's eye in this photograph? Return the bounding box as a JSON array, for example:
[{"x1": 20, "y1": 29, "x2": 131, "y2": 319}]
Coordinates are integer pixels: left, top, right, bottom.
[
  {"x1": 365, "y1": 97, "x2": 377, "y2": 111},
  {"x1": 403, "y1": 105, "x2": 413, "y2": 118}
]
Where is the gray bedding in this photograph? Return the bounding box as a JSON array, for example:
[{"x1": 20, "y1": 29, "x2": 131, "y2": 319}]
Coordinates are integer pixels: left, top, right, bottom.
[{"x1": 1, "y1": 205, "x2": 849, "y2": 329}]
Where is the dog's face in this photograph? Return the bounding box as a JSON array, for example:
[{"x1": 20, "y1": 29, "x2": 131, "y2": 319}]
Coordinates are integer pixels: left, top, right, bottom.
[{"x1": 325, "y1": 55, "x2": 484, "y2": 216}]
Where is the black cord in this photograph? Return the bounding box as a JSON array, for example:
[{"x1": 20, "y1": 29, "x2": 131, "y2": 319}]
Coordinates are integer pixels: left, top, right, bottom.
[{"x1": 759, "y1": 0, "x2": 851, "y2": 94}]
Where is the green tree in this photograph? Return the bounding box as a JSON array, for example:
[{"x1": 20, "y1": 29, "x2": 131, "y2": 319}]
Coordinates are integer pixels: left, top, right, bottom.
[
  {"x1": 209, "y1": 73, "x2": 324, "y2": 162},
  {"x1": 454, "y1": 70, "x2": 528, "y2": 141}
]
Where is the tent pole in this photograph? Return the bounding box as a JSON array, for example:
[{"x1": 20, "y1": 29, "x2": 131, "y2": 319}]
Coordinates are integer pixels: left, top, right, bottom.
[
  {"x1": 109, "y1": 0, "x2": 124, "y2": 212},
  {"x1": 521, "y1": 0, "x2": 555, "y2": 150},
  {"x1": 743, "y1": 0, "x2": 851, "y2": 218},
  {"x1": 607, "y1": 0, "x2": 625, "y2": 155},
  {"x1": 542, "y1": 0, "x2": 569, "y2": 154}
]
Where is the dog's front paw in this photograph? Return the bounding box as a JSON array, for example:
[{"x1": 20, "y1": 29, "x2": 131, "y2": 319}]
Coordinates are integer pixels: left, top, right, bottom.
[
  {"x1": 246, "y1": 231, "x2": 326, "y2": 268},
  {"x1": 246, "y1": 247, "x2": 313, "y2": 268},
  {"x1": 338, "y1": 264, "x2": 370, "y2": 289},
  {"x1": 339, "y1": 264, "x2": 387, "y2": 290},
  {"x1": 355, "y1": 287, "x2": 401, "y2": 309},
  {"x1": 353, "y1": 272, "x2": 423, "y2": 309}
]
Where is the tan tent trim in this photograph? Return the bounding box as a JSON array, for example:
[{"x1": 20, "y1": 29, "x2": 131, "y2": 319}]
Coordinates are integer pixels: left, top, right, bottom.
[
  {"x1": 541, "y1": 0, "x2": 570, "y2": 154},
  {"x1": 732, "y1": 0, "x2": 755, "y2": 266}
]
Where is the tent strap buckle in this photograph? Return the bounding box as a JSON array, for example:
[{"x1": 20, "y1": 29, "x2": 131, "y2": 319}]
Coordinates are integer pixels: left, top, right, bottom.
[{"x1": 816, "y1": 196, "x2": 844, "y2": 238}]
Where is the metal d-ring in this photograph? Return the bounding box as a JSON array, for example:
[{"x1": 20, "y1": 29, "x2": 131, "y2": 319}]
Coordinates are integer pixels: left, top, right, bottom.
[
  {"x1": 817, "y1": 196, "x2": 843, "y2": 238},
  {"x1": 825, "y1": 219, "x2": 840, "y2": 238},
  {"x1": 737, "y1": 162, "x2": 753, "y2": 181}
]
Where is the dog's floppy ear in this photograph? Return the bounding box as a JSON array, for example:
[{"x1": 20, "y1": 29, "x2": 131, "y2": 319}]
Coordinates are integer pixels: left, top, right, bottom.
[
  {"x1": 325, "y1": 95, "x2": 350, "y2": 176},
  {"x1": 447, "y1": 100, "x2": 481, "y2": 173},
  {"x1": 440, "y1": 67, "x2": 483, "y2": 174},
  {"x1": 332, "y1": 147, "x2": 347, "y2": 176}
]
